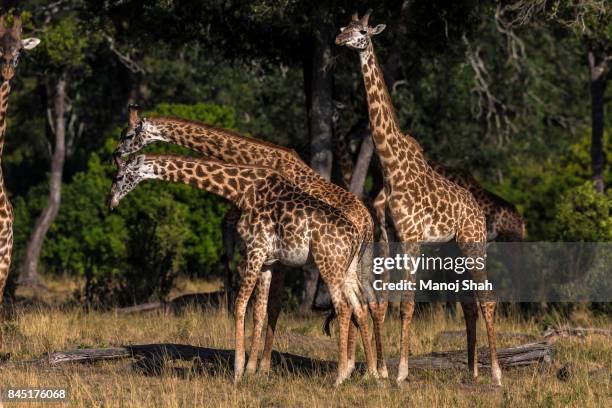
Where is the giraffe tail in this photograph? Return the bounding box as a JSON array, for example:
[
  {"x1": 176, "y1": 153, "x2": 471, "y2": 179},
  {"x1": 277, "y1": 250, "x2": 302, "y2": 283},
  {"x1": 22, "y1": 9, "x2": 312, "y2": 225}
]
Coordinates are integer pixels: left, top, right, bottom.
[
  {"x1": 323, "y1": 236, "x2": 364, "y2": 337},
  {"x1": 322, "y1": 309, "x2": 336, "y2": 337}
]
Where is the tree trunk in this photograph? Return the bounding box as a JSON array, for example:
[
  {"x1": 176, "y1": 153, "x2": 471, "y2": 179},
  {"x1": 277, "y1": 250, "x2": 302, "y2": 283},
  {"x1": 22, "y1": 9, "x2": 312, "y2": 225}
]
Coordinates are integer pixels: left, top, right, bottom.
[
  {"x1": 588, "y1": 51, "x2": 608, "y2": 193},
  {"x1": 348, "y1": 120, "x2": 374, "y2": 198},
  {"x1": 299, "y1": 13, "x2": 334, "y2": 314},
  {"x1": 307, "y1": 18, "x2": 334, "y2": 180},
  {"x1": 18, "y1": 77, "x2": 67, "y2": 285}
]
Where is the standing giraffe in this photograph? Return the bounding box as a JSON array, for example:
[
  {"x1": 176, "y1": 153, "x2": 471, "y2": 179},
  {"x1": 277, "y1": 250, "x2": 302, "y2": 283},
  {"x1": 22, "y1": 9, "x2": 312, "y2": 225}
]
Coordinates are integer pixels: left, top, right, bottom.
[
  {"x1": 0, "y1": 10, "x2": 40, "y2": 355},
  {"x1": 336, "y1": 10, "x2": 502, "y2": 386},
  {"x1": 109, "y1": 154, "x2": 378, "y2": 385},
  {"x1": 114, "y1": 106, "x2": 388, "y2": 377}
]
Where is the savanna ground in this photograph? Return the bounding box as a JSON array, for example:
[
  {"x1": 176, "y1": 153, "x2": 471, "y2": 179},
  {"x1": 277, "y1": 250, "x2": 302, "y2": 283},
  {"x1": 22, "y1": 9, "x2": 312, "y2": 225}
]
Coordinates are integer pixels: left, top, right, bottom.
[{"x1": 0, "y1": 276, "x2": 610, "y2": 407}]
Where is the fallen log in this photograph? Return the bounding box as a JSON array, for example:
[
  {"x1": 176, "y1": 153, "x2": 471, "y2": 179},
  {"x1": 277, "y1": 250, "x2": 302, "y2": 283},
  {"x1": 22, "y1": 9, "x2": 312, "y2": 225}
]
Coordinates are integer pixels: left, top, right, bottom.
[
  {"x1": 434, "y1": 330, "x2": 538, "y2": 345},
  {"x1": 386, "y1": 341, "x2": 553, "y2": 370},
  {"x1": 542, "y1": 326, "x2": 612, "y2": 341},
  {"x1": 116, "y1": 292, "x2": 225, "y2": 315},
  {"x1": 2, "y1": 341, "x2": 553, "y2": 374}
]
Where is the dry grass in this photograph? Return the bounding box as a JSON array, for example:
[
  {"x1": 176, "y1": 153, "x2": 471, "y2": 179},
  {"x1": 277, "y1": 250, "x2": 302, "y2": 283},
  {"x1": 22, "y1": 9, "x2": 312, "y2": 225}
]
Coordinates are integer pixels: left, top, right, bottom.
[{"x1": 1, "y1": 279, "x2": 610, "y2": 407}]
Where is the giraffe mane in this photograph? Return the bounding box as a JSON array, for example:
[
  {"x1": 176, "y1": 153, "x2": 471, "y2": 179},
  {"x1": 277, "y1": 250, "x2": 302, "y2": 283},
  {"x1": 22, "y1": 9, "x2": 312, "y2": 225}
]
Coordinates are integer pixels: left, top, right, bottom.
[
  {"x1": 147, "y1": 116, "x2": 306, "y2": 164},
  {"x1": 139, "y1": 153, "x2": 286, "y2": 174}
]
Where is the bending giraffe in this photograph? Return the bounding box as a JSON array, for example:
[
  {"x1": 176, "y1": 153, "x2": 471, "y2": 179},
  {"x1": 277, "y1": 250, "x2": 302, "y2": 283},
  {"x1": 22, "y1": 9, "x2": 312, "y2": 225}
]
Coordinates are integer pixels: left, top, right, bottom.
[
  {"x1": 0, "y1": 10, "x2": 40, "y2": 355},
  {"x1": 336, "y1": 10, "x2": 502, "y2": 386},
  {"x1": 108, "y1": 154, "x2": 378, "y2": 385},
  {"x1": 114, "y1": 106, "x2": 388, "y2": 378}
]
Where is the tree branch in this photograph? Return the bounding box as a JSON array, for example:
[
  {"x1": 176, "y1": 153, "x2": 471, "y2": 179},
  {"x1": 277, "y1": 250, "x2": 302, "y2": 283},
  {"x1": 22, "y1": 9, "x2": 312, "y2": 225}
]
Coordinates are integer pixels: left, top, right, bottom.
[{"x1": 102, "y1": 33, "x2": 146, "y2": 75}]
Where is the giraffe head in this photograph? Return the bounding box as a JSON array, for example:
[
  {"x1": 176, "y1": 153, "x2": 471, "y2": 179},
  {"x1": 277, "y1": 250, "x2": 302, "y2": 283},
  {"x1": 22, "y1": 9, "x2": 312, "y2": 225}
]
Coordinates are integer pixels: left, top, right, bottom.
[
  {"x1": 114, "y1": 104, "x2": 164, "y2": 158},
  {"x1": 109, "y1": 154, "x2": 150, "y2": 210},
  {"x1": 335, "y1": 9, "x2": 385, "y2": 51},
  {"x1": 0, "y1": 10, "x2": 40, "y2": 81}
]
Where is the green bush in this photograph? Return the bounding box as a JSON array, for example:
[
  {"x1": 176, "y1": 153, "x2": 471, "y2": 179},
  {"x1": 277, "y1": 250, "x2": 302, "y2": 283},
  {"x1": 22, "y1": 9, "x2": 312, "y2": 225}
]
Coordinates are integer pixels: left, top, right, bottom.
[
  {"x1": 491, "y1": 131, "x2": 611, "y2": 240},
  {"x1": 554, "y1": 182, "x2": 612, "y2": 242},
  {"x1": 12, "y1": 103, "x2": 234, "y2": 306}
]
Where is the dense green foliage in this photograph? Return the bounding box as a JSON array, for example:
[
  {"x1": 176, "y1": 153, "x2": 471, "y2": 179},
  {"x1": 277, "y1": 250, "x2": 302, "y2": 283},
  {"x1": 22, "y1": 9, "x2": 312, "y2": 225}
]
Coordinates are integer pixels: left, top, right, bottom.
[
  {"x1": 555, "y1": 182, "x2": 612, "y2": 242},
  {"x1": 493, "y1": 132, "x2": 611, "y2": 240}
]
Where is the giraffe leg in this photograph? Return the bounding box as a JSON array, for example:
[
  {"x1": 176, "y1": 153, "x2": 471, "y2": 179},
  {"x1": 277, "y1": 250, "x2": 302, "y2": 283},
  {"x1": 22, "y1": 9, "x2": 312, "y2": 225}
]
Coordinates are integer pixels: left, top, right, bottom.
[
  {"x1": 354, "y1": 242, "x2": 388, "y2": 379},
  {"x1": 0, "y1": 276, "x2": 5, "y2": 352},
  {"x1": 245, "y1": 265, "x2": 273, "y2": 375},
  {"x1": 369, "y1": 300, "x2": 388, "y2": 378},
  {"x1": 480, "y1": 300, "x2": 501, "y2": 386},
  {"x1": 363, "y1": 235, "x2": 390, "y2": 379},
  {"x1": 460, "y1": 293, "x2": 478, "y2": 380},
  {"x1": 396, "y1": 243, "x2": 419, "y2": 383},
  {"x1": 458, "y1": 241, "x2": 501, "y2": 387},
  {"x1": 298, "y1": 263, "x2": 319, "y2": 316},
  {"x1": 221, "y1": 213, "x2": 238, "y2": 312},
  {"x1": 0, "y1": 228, "x2": 13, "y2": 358},
  {"x1": 233, "y1": 250, "x2": 266, "y2": 384},
  {"x1": 347, "y1": 320, "x2": 358, "y2": 376},
  {"x1": 352, "y1": 302, "x2": 378, "y2": 379},
  {"x1": 259, "y1": 265, "x2": 286, "y2": 374},
  {"x1": 333, "y1": 296, "x2": 352, "y2": 386}
]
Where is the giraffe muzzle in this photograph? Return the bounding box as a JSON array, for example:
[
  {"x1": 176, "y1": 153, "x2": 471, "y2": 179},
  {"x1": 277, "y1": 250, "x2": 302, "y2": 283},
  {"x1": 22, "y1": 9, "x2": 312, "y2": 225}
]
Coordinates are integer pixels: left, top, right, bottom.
[
  {"x1": 335, "y1": 33, "x2": 350, "y2": 45},
  {"x1": 108, "y1": 196, "x2": 119, "y2": 211},
  {"x1": 112, "y1": 153, "x2": 125, "y2": 169}
]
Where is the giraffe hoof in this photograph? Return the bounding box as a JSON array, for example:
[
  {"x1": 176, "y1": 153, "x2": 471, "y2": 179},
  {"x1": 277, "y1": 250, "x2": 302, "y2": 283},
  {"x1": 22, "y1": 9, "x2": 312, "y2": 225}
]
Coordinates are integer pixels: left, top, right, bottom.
[
  {"x1": 347, "y1": 360, "x2": 356, "y2": 377},
  {"x1": 0, "y1": 352, "x2": 10, "y2": 363},
  {"x1": 257, "y1": 364, "x2": 271, "y2": 376},
  {"x1": 492, "y1": 366, "x2": 502, "y2": 387},
  {"x1": 334, "y1": 372, "x2": 350, "y2": 387},
  {"x1": 233, "y1": 371, "x2": 244, "y2": 384},
  {"x1": 396, "y1": 364, "x2": 408, "y2": 384},
  {"x1": 378, "y1": 366, "x2": 389, "y2": 379},
  {"x1": 365, "y1": 369, "x2": 380, "y2": 381}
]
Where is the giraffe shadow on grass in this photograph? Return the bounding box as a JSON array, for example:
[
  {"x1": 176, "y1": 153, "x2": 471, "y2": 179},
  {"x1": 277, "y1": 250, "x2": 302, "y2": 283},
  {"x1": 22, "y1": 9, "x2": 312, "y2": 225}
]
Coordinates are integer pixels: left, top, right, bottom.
[{"x1": 126, "y1": 343, "x2": 340, "y2": 379}]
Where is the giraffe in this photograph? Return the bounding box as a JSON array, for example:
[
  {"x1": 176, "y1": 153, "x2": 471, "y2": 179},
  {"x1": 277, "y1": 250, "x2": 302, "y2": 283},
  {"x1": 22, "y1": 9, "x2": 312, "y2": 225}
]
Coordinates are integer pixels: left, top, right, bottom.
[
  {"x1": 114, "y1": 105, "x2": 389, "y2": 378},
  {"x1": 108, "y1": 154, "x2": 378, "y2": 385},
  {"x1": 336, "y1": 10, "x2": 502, "y2": 386},
  {"x1": 0, "y1": 10, "x2": 40, "y2": 355}
]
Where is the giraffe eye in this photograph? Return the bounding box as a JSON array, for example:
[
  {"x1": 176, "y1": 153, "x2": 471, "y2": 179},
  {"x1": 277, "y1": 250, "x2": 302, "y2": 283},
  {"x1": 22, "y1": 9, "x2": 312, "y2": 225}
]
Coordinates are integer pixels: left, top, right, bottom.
[{"x1": 360, "y1": 30, "x2": 367, "y2": 35}]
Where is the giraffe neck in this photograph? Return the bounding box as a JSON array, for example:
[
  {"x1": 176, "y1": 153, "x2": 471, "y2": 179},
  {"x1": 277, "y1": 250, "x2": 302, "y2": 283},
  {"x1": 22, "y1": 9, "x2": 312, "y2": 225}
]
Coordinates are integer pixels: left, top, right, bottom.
[
  {"x1": 0, "y1": 81, "x2": 11, "y2": 158},
  {"x1": 141, "y1": 154, "x2": 272, "y2": 210},
  {"x1": 332, "y1": 124, "x2": 354, "y2": 189},
  {"x1": 144, "y1": 118, "x2": 372, "y2": 239},
  {"x1": 358, "y1": 43, "x2": 424, "y2": 177},
  {"x1": 147, "y1": 118, "x2": 305, "y2": 170}
]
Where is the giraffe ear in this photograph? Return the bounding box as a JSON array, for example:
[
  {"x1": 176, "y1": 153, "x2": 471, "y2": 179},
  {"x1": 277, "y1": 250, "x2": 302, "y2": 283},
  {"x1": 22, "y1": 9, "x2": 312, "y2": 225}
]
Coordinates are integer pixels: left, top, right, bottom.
[
  {"x1": 22, "y1": 38, "x2": 40, "y2": 50},
  {"x1": 371, "y1": 24, "x2": 386, "y2": 36}
]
